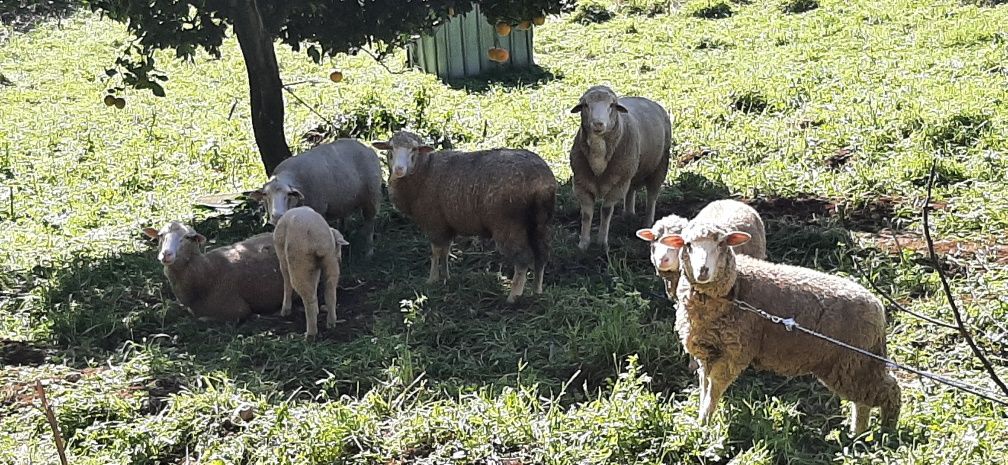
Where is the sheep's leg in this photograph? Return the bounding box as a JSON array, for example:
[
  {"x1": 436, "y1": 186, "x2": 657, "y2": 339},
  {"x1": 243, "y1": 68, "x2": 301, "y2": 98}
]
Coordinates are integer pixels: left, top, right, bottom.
[
  {"x1": 623, "y1": 189, "x2": 636, "y2": 216},
  {"x1": 851, "y1": 403, "x2": 871, "y2": 436},
  {"x1": 575, "y1": 189, "x2": 595, "y2": 251},
  {"x1": 533, "y1": 260, "x2": 546, "y2": 294},
  {"x1": 507, "y1": 264, "x2": 529, "y2": 304},
  {"x1": 695, "y1": 362, "x2": 709, "y2": 418},
  {"x1": 643, "y1": 183, "x2": 661, "y2": 228},
  {"x1": 322, "y1": 256, "x2": 341, "y2": 329},
  {"x1": 878, "y1": 375, "x2": 902, "y2": 431},
  {"x1": 596, "y1": 203, "x2": 616, "y2": 251},
  {"x1": 427, "y1": 243, "x2": 450, "y2": 284},
  {"x1": 293, "y1": 267, "x2": 322, "y2": 338},
  {"x1": 361, "y1": 205, "x2": 377, "y2": 259},
  {"x1": 699, "y1": 362, "x2": 744, "y2": 424},
  {"x1": 277, "y1": 245, "x2": 294, "y2": 317}
]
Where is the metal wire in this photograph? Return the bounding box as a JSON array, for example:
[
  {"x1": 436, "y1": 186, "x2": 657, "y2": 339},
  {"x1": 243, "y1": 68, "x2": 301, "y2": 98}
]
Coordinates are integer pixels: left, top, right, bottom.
[{"x1": 733, "y1": 298, "x2": 1008, "y2": 407}]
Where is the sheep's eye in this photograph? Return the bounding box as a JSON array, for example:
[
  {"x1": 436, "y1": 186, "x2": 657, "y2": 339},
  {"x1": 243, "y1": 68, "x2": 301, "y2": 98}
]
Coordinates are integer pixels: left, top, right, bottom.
[
  {"x1": 287, "y1": 191, "x2": 298, "y2": 197},
  {"x1": 685, "y1": 244, "x2": 692, "y2": 252}
]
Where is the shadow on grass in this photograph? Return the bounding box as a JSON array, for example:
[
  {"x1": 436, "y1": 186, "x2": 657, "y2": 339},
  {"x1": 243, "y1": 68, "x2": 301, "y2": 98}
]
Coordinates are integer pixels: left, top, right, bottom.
[
  {"x1": 35, "y1": 171, "x2": 907, "y2": 426},
  {"x1": 0, "y1": 0, "x2": 81, "y2": 34},
  {"x1": 443, "y1": 64, "x2": 561, "y2": 93}
]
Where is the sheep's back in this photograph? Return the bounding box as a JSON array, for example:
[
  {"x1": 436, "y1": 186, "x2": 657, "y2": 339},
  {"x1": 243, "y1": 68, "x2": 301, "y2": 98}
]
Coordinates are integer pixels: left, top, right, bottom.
[
  {"x1": 619, "y1": 97, "x2": 671, "y2": 181},
  {"x1": 276, "y1": 139, "x2": 382, "y2": 217},
  {"x1": 420, "y1": 149, "x2": 556, "y2": 236},
  {"x1": 205, "y1": 233, "x2": 284, "y2": 314},
  {"x1": 733, "y1": 255, "x2": 886, "y2": 376}
]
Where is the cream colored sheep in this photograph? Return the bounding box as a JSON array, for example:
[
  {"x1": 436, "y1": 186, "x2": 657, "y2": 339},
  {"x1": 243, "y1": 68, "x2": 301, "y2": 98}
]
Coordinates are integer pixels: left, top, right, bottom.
[
  {"x1": 273, "y1": 206, "x2": 349, "y2": 338},
  {"x1": 661, "y1": 223, "x2": 901, "y2": 435},
  {"x1": 142, "y1": 222, "x2": 283, "y2": 322},
  {"x1": 636, "y1": 199, "x2": 766, "y2": 299}
]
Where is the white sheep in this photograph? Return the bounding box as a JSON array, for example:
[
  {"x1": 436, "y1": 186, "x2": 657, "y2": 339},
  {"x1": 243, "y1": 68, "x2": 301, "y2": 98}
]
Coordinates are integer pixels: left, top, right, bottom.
[
  {"x1": 660, "y1": 223, "x2": 901, "y2": 435},
  {"x1": 251, "y1": 139, "x2": 381, "y2": 256},
  {"x1": 142, "y1": 222, "x2": 283, "y2": 322},
  {"x1": 570, "y1": 85, "x2": 671, "y2": 251},
  {"x1": 636, "y1": 199, "x2": 766, "y2": 299},
  {"x1": 272, "y1": 206, "x2": 349, "y2": 338}
]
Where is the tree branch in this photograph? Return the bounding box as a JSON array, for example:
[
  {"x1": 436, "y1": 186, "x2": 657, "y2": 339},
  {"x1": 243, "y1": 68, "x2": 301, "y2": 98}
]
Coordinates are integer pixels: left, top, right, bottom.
[
  {"x1": 34, "y1": 381, "x2": 68, "y2": 465},
  {"x1": 923, "y1": 159, "x2": 1008, "y2": 397},
  {"x1": 850, "y1": 252, "x2": 958, "y2": 330}
]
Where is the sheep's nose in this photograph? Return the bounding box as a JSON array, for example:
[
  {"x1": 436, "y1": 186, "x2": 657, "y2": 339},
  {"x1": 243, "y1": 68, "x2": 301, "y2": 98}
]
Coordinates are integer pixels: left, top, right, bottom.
[
  {"x1": 591, "y1": 121, "x2": 605, "y2": 132},
  {"x1": 392, "y1": 167, "x2": 406, "y2": 178},
  {"x1": 159, "y1": 252, "x2": 175, "y2": 264},
  {"x1": 697, "y1": 266, "x2": 710, "y2": 281},
  {"x1": 658, "y1": 257, "x2": 671, "y2": 269}
]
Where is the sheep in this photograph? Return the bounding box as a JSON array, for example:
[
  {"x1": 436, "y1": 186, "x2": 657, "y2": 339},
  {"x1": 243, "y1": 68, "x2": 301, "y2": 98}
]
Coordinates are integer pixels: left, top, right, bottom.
[
  {"x1": 272, "y1": 206, "x2": 349, "y2": 338},
  {"x1": 142, "y1": 221, "x2": 283, "y2": 322},
  {"x1": 250, "y1": 138, "x2": 381, "y2": 256},
  {"x1": 659, "y1": 224, "x2": 901, "y2": 435},
  {"x1": 372, "y1": 131, "x2": 557, "y2": 303},
  {"x1": 570, "y1": 85, "x2": 671, "y2": 251},
  {"x1": 635, "y1": 199, "x2": 766, "y2": 299}
]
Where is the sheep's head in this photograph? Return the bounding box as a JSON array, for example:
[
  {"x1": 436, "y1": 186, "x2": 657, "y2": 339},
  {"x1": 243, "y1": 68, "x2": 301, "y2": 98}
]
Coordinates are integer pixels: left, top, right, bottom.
[
  {"x1": 142, "y1": 221, "x2": 206, "y2": 266},
  {"x1": 571, "y1": 85, "x2": 628, "y2": 136},
  {"x1": 636, "y1": 214, "x2": 688, "y2": 273},
  {"x1": 249, "y1": 176, "x2": 304, "y2": 225},
  {"x1": 660, "y1": 223, "x2": 750, "y2": 285},
  {"x1": 372, "y1": 131, "x2": 433, "y2": 180}
]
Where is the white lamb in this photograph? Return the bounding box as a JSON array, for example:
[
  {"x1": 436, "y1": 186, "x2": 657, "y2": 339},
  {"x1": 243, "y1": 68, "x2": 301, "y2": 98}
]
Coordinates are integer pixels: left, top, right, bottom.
[{"x1": 272, "y1": 206, "x2": 349, "y2": 338}]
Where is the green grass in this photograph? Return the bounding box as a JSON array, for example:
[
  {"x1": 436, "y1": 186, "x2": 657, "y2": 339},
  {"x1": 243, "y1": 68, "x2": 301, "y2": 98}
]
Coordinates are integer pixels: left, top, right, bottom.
[{"x1": 2, "y1": 0, "x2": 1008, "y2": 463}]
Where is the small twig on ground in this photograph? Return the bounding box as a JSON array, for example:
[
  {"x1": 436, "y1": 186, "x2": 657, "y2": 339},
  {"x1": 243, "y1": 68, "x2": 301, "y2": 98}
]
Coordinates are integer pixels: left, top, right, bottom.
[
  {"x1": 283, "y1": 78, "x2": 323, "y2": 87},
  {"x1": 227, "y1": 98, "x2": 238, "y2": 120},
  {"x1": 358, "y1": 47, "x2": 409, "y2": 75},
  {"x1": 850, "y1": 253, "x2": 958, "y2": 330},
  {"x1": 923, "y1": 159, "x2": 1008, "y2": 397},
  {"x1": 281, "y1": 86, "x2": 337, "y2": 128},
  {"x1": 34, "y1": 381, "x2": 68, "y2": 465}
]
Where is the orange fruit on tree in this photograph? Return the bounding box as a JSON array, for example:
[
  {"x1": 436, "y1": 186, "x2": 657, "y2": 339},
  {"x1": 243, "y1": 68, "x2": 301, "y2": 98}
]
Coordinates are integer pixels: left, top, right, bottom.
[
  {"x1": 532, "y1": 16, "x2": 546, "y2": 26},
  {"x1": 495, "y1": 22, "x2": 511, "y2": 36},
  {"x1": 516, "y1": 21, "x2": 531, "y2": 30},
  {"x1": 103, "y1": 95, "x2": 116, "y2": 106},
  {"x1": 487, "y1": 48, "x2": 510, "y2": 63},
  {"x1": 113, "y1": 97, "x2": 126, "y2": 109},
  {"x1": 329, "y1": 70, "x2": 343, "y2": 83}
]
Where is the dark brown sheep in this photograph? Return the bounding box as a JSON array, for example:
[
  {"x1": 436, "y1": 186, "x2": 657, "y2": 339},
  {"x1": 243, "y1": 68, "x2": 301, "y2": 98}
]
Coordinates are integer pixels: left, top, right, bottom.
[{"x1": 373, "y1": 131, "x2": 557, "y2": 303}]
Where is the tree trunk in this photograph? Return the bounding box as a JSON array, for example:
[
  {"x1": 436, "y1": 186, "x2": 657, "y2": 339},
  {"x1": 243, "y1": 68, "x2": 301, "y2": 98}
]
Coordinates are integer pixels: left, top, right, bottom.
[{"x1": 231, "y1": 0, "x2": 291, "y2": 175}]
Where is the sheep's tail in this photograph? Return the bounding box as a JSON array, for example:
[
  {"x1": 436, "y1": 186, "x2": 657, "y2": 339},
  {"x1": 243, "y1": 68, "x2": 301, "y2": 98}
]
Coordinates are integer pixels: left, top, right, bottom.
[{"x1": 528, "y1": 183, "x2": 556, "y2": 268}]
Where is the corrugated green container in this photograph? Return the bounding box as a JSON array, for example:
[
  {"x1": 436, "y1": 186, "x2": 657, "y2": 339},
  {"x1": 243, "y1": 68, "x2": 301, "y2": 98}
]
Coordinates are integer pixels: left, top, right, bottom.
[{"x1": 407, "y1": 4, "x2": 535, "y2": 79}]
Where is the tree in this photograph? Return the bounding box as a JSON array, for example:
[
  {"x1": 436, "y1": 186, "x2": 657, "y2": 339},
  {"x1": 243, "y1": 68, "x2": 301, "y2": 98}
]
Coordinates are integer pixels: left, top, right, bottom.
[{"x1": 84, "y1": 1, "x2": 575, "y2": 175}]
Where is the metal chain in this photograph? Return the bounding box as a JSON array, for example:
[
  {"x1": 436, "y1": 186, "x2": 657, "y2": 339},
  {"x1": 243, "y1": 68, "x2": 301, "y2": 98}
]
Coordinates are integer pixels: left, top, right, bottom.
[{"x1": 733, "y1": 298, "x2": 1008, "y2": 407}]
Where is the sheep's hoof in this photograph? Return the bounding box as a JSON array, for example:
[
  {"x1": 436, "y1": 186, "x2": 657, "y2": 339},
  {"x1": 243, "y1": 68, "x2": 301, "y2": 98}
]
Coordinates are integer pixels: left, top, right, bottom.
[
  {"x1": 577, "y1": 240, "x2": 590, "y2": 251},
  {"x1": 304, "y1": 332, "x2": 318, "y2": 341}
]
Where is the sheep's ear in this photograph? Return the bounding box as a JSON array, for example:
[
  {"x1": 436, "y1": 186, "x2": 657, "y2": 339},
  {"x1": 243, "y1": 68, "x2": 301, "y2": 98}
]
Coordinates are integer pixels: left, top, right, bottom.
[
  {"x1": 612, "y1": 103, "x2": 629, "y2": 113},
  {"x1": 186, "y1": 232, "x2": 207, "y2": 244},
  {"x1": 417, "y1": 145, "x2": 434, "y2": 155},
  {"x1": 635, "y1": 228, "x2": 657, "y2": 242},
  {"x1": 289, "y1": 189, "x2": 305, "y2": 201},
  {"x1": 724, "y1": 231, "x2": 751, "y2": 247},
  {"x1": 570, "y1": 103, "x2": 584, "y2": 113},
  {"x1": 659, "y1": 234, "x2": 684, "y2": 248},
  {"x1": 142, "y1": 227, "x2": 159, "y2": 239},
  {"x1": 331, "y1": 229, "x2": 350, "y2": 246},
  {"x1": 372, "y1": 141, "x2": 392, "y2": 150},
  {"x1": 247, "y1": 190, "x2": 265, "y2": 201}
]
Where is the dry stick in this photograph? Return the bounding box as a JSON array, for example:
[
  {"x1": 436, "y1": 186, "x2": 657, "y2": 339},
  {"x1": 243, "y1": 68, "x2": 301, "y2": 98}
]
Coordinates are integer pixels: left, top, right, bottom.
[
  {"x1": 34, "y1": 381, "x2": 68, "y2": 465},
  {"x1": 282, "y1": 84, "x2": 336, "y2": 128},
  {"x1": 358, "y1": 47, "x2": 409, "y2": 75},
  {"x1": 922, "y1": 160, "x2": 1008, "y2": 397},
  {"x1": 850, "y1": 254, "x2": 958, "y2": 330}
]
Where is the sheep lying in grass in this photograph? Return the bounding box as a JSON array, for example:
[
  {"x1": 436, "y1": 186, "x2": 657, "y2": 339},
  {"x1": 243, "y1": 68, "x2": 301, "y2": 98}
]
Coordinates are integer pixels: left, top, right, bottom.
[
  {"x1": 251, "y1": 139, "x2": 381, "y2": 256},
  {"x1": 660, "y1": 224, "x2": 901, "y2": 435},
  {"x1": 372, "y1": 131, "x2": 557, "y2": 303},
  {"x1": 273, "y1": 206, "x2": 349, "y2": 338},
  {"x1": 636, "y1": 199, "x2": 766, "y2": 299},
  {"x1": 570, "y1": 85, "x2": 671, "y2": 251},
  {"x1": 142, "y1": 222, "x2": 283, "y2": 322}
]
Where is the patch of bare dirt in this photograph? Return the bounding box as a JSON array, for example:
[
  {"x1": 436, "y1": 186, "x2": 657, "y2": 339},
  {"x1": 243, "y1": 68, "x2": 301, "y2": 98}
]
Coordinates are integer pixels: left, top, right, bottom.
[{"x1": 873, "y1": 231, "x2": 1008, "y2": 266}]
